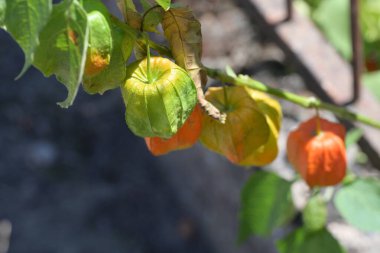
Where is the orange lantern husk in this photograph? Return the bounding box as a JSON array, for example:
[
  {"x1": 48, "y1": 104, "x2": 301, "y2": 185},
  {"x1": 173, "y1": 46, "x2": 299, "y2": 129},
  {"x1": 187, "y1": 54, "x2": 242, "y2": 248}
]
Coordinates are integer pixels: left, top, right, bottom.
[
  {"x1": 145, "y1": 105, "x2": 202, "y2": 156},
  {"x1": 287, "y1": 116, "x2": 347, "y2": 187}
]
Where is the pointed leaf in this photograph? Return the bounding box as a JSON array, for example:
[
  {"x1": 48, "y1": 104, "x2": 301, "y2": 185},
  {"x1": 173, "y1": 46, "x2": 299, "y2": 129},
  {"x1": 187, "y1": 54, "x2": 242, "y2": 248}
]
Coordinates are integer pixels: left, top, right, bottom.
[
  {"x1": 276, "y1": 228, "x2": 346, "y2": 253},
  {"x1": 33, "y1": 0, "x2": 88, "y2": 108},
  {"x1": 334, "y1": 178, "x2": 380, "y2": 232},
  {"x1": 155, "y1": 0, "x2": 171, "y2": 11},
  {"x1": 4, "y1": 0, "x2": 52, "y2": 78},
  {"x1": 239, "y1": 171, "x2": 295, "y2": 241},
  {"x1": 162, "y1": 7, "x2": 226, "y2": 123}
]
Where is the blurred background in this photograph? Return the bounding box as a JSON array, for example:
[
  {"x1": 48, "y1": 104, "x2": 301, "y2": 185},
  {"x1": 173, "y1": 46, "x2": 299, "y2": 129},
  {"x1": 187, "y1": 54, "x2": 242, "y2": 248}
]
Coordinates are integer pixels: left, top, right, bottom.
[{"x1": 0, "y1": 0, "x2": 379, "y2": 252}]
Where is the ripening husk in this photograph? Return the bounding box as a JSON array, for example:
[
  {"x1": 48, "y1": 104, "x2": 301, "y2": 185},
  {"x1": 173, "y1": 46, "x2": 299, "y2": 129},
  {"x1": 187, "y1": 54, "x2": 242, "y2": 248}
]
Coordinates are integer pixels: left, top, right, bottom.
[
  {"x1": 145, "y1": 105, "x2": 202, "y2": 155},
  {"x1": 287, "y1": 116, "x2": 347, "y2": 187},
  {"x1": 122, "y1": 57, "x2": 197, "y2": 138},
  {"x1": 241, "y1": 89, "x2": 282, "y2": 165},
  {"x1": 200, "y1": 86, "x2": 282, "y2": 165}
]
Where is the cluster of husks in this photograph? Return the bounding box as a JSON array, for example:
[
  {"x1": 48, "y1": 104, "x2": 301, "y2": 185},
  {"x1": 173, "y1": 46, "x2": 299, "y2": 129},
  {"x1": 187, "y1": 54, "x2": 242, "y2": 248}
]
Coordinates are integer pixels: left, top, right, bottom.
[
  {"x1": 78, "y1": 0, "x2": 347, "y2": 188},
  {"x1": 123, "y1": 68, "x2": 282, "y2": 167}
]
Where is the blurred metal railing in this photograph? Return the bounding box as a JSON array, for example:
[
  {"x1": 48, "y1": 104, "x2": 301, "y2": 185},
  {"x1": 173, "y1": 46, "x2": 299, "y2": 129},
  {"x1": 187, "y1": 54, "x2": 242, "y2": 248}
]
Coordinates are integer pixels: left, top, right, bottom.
[{"x1": 285, "y1": 0, "x2": 362, "y2": 105}]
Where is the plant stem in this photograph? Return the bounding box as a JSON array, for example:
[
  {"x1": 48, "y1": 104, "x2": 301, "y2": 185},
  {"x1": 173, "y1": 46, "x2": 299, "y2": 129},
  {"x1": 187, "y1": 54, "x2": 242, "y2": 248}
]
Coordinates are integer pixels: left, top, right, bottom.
[
  {"x1": 205, "y1": 67, "x2": 380, "y2": 129},
  {"x1": 144, "y1": 33, "x2": 152, "y2": 83}
]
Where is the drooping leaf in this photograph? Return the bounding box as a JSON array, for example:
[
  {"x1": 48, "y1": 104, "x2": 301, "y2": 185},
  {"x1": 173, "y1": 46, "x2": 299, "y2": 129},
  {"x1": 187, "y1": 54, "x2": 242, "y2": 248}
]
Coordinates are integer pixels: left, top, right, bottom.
[
  {"x1": 239, "y1": 171, "x2": 295, "y2": 241},
  {"x1": 162, "y1": 7, "x2": 226, "y2": 123},
  {"x1": 276, "y1": 228, "x2": 346, "y2": 253},
  {"x1": 302, "y1": 195, "x2": 327, "y2": 232},
  {"x1": 83, "y1": 17, "x2": 136, "y2": 95},
  {"x1": 33, "y1": 0, "x2": 88, "y2": 108},
  {"x1": 0, "y1": 0, "x2": 5, "y2": 28},
  {"x1": 334, "y1": 178, "x2": 380, "y2": 232},
  {"x1": 116, "y1": 0, "x2": 141, "y2": 29},
  {"x1": 155, "y1": 0, "x2": 171, "y2": 11},
  {"x1": 4, "y1": 0, "x2": 52, "y2": 78}
]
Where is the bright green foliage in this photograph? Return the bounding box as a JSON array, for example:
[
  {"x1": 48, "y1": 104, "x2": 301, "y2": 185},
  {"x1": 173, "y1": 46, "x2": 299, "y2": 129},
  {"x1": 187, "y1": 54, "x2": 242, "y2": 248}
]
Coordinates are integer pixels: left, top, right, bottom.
[
  {"x1": 0, "y1": 0, "x2": 5, "y2": 27},
  {"x1": 33, "y1": 0, "x2": 88, "y2": 108},
  {"x1": 239, "y1": 171, "x2": 295, "y2": 240},
  {"x1": 155, "y1": 0, "x2": 171, "y2": 11},
  {"x1": 313, "y1": 0, "x2": 351, "y2": 60},
  {"x1": 83, "y1": 17, "x2": 136, "y2": 94},
  {"x1": 122, "y1": 57, "x2": 197, "y2": 138},
  {"x1": 3, "y1": 0, "x2": 52, "y2": 78},
  {"x1": 308, "y1": 0, "x2": 380, "y2": 63},
  {"x1": 83, "y1": 0, "x2": 110, "y2": 16},
  {"x1": 334, "y1": 178, "x2": 380, "y2": 232},
  {"x1": 277, "y1": 228, "x2": 346, "y2": 253},
  {"x1": 302, "y1": 195, "x2": 327, "y2": 232}
]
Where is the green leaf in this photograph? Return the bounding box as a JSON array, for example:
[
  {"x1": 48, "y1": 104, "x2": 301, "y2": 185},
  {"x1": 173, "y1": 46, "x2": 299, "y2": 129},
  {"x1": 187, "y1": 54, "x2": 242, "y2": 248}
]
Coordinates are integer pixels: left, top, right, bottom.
[
  {"x1": 0, "y1": 0, "x2": 5, "y2": 28},
  {"x1": 363, "y1": 71, "x2": 380, "y2": 102},
  {"x1": 83, "y1": 17, "x2": 136, "y2": 95},
  {"x1": 345, "y1": 128, "x2": 363, "y2": 148},
  {"x1": 143, "y1": 6, "x2": 163, "y2": 32},
  {"x1": 83, "y1": 0, "x2": 110, "y2": 17},
  {"x1": 334, "y1": 178, "x2": 380, "y2": 232},
  {"x1": 33, "y1": 0, "x2": 88, "y2": 108},
  {"x1": 313, "y1": 0, "x2": 351, "y2": 60},
  {"x1": 4, "y1": 0, "x2": 52, "y2": 78},
  {"x1": 302, "y1": 194, "x2": 327, "y2": 232},
  {"x1": 140, "y1": 0, "x2": 152, "y2": 11},
  {"x1": 155, "y1": 0, "x2": 171, "y2": 11},
  {"x1": 238, "y1": 171, "x2": 295, "y2": 241},
  {"x1": 276, "y1": 227, "x2": 346, "y2": 253},
  {"x1": 116, "y1": 0, "x2": 141, "y2": 29}
]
